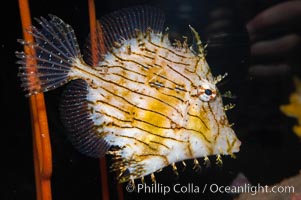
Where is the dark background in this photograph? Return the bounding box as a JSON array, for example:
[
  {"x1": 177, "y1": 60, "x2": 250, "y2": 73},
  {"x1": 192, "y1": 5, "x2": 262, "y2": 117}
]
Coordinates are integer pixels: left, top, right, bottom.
[{"x1": 2, "y1": 0, "x2": 301, "y2": 199}]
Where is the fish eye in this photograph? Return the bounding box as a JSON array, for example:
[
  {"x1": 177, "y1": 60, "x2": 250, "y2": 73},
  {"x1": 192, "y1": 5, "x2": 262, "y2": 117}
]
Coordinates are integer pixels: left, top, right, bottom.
[
  {"x1": 204, "y1": 89, "x2": 212, "y2": 96},
  {"x1": 198, "y1": 82, "x2": 216, "y2": 102}
]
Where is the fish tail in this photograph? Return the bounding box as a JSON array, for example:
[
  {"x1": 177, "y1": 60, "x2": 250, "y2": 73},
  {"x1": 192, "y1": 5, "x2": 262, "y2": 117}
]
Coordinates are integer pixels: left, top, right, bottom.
[{"x1": 16, "y1": 15, "x2": 82, "y2": 96}]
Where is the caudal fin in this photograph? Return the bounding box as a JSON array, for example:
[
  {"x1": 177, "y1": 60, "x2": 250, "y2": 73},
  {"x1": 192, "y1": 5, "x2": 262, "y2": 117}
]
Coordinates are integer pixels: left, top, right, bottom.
[{"x1": 16, "y1": 15, "x2": 82, "y2": 96}]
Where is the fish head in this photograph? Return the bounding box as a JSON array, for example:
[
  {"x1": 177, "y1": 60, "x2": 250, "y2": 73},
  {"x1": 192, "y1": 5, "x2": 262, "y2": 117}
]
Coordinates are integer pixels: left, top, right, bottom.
[{"x1": 187, "y1": 78, "x2": 241, "y2": 159}]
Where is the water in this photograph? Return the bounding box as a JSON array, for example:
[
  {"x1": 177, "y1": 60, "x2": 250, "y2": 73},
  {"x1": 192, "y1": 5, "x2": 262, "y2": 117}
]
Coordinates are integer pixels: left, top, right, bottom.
[{"x1": 6, "y1": 0, "x2": 301, "y2": 199}]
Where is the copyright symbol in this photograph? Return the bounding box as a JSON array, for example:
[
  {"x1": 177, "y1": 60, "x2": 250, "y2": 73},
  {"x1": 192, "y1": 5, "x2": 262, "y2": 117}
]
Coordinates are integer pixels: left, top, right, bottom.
[{"x1": 126, "y1": 183, "x2": 135, "y2": 193}]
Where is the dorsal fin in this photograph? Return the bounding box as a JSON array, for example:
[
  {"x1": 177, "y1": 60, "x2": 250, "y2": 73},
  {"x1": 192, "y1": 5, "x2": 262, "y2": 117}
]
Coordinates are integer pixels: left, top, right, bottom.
[
  {"x1": 59, "y1": 79, "x2": 110, "y2": 158},
  {"x1": 84, "y1": 5, "x2": 165, "y2": 66},
  {"x1": 189, "y1": 25, "x2": 205, "y2": 56},
  {"x1": 100, "y1": 5, "x2": 165, "y2": 48}
]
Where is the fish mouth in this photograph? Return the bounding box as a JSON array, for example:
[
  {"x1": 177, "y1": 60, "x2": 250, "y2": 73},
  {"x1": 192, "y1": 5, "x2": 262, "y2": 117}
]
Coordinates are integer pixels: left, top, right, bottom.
[{"x1": 213, "y1": 126, "x2": 241, "y2": 155}]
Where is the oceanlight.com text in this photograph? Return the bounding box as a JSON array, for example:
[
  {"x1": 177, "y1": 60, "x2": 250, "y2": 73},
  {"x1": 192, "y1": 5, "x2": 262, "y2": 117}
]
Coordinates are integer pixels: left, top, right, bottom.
[
  {"x1": 126, "y1": 183, "x2": 295, "y2": 196},
  {"x1": 208, "y1": 183, "x2": 295, "y2": 195}
]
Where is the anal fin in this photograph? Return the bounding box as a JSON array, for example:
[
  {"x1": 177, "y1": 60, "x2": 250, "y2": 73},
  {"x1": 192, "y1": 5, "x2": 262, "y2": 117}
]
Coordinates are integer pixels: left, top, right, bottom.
[{"x1": 59, "y1": 79, "x2": 110, "y2": 158}]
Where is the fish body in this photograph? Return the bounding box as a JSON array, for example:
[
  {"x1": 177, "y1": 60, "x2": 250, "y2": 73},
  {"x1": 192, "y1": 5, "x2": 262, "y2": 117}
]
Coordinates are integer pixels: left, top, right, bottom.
[{"x1": 17, "y1": 6, "x2": 241, "y2": 182}]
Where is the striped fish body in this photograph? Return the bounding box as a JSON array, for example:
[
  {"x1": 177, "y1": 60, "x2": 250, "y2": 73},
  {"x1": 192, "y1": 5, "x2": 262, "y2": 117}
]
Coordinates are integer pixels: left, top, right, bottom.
[{"x1": 17, "y1": 6, "x2": 241, "y2": 182}]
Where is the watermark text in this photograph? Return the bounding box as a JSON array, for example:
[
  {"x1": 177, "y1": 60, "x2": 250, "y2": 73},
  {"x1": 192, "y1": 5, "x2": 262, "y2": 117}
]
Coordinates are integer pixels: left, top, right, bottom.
[{"x1": 126, "y1": 182, "x2": 295, "y2": 196}]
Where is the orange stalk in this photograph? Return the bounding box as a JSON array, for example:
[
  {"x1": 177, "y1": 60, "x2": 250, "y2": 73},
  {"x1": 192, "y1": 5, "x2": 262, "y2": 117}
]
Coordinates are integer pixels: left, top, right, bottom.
[
  {"x1": 88, "y1": 1, "x2": 124, "y2": 199},
  {"x1": 88, "y1": 0, "x2": 98, "y2": 67},
  {"x1": 18, "y1": 0, "x2": 52, "y2": 200},
  {"x1": 88, "y1": 1, "x2": 111, "y2": 200}
]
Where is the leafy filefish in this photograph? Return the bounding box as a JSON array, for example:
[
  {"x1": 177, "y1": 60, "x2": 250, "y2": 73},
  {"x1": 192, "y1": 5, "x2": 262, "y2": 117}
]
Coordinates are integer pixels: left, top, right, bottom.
[{"x1": 16, "y1": 6, "x2": 241, "y2": 183}]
